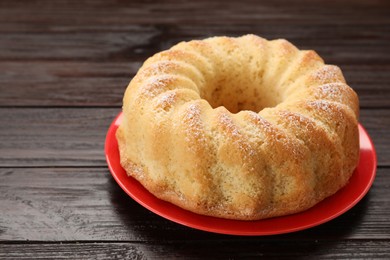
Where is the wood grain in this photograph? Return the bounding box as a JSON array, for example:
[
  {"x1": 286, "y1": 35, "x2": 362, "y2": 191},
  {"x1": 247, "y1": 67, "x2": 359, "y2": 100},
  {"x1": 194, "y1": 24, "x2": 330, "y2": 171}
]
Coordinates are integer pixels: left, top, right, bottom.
[
  {"x1": 0, "y1": 108, "x2": 388, "y2": 167},
  {"x1": 0, "y1": 167, "x2": 388, "y2": 241},
  {"x1": 1, "y1": 240, "x2": 390, "y2": 259},
  {"x1": 1, "y1": 26, "x2": 389, "y2": 65},
  {"x1": 0, "y1": 108, "x2": 118, "y2": 167},
  {"x1": 0, "y1": 0, "x2": 389, "y2": 32}
]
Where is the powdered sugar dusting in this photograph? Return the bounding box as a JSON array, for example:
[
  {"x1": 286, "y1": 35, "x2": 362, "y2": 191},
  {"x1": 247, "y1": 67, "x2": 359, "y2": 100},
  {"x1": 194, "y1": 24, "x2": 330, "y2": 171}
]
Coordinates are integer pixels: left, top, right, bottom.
[
  {"x1": 248, "y1": 112, "x2": 275, "y2": 136},
  {"x1": 136, "y1": 61, "x2": 176, "y2": 80},
  {"x1": 139, "y1": 75, "x2": 174, "y2": 98},
  {"x1": 316, "y1": 83, "x2": 344, "y2": 100},
  {"x1": 307, "y1": 100, "x2": 345, "y2": 123},
  {"x1": 155, "y1": 91, "x2": 177, "y2": 110},
  {"x1": 219, "y1": 112, "x2": 256, "y2": 164},
  {"x1": 278, "y1": 110, "x2": 313, "y2": 131},
  {"x1": 219, "y1": 112, "x2": 241, "y2": 139},
  {"x1": 311, "y1": 65, "x2": 343, "y2": 84},
  {"x1": 308, "y1": 100, "x2": 334, "y2": 113},
  {"x1": 248, "y1": 112, "x2": 302, "y2": 158},
  {"x1": 183, "y1": 103, "x2": 207, "y2": 152},
  {"x1": 149, "y1": 61, "x2": 177, "y2": 74}
]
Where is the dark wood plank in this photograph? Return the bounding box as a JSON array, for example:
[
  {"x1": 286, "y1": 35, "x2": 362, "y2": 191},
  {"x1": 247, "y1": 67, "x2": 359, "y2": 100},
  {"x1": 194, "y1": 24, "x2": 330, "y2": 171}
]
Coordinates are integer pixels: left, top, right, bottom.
[
  {"x1": 0, "y1": 62, "x2": 388, "y2": 108},
  {"x1": 0, "y1": 108, "x2": 119, "y2": 167},
  {"x1": 0, "y1": 167, "x2": 388, "y2": 241},
  {"x1": 0, "y1": 62, "x2": 137, "y2": 107},
  {"x1": 0, "y1": 243, "x2": 146, "y2": 259},
  {"x1": 342, "y1": 64, "x2": 390, "y2": 108},
  {"x1": 0, "y1": 0, "x2": 389, "y2": 33},
  {"x1": 359, "y1": 109, "x2": 390, "y2": 166},
  {"x1": 0, "y1": 31, "x2": 156, "y2": 61},
  {"x1": 1, "y1": 240, "x2": 390, "y2": 259},
  {"x1": 1, "y1": 25, "x2": 389, "y2": 65},
  {"x1": 0, "y1": 108, "x2": 388, "y2": 167}
]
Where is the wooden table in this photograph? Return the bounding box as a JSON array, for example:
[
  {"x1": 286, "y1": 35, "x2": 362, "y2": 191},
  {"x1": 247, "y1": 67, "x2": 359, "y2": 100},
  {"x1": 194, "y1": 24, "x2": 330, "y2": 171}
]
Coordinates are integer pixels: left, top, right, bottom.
[{"x1": 1, "y1": 0, "x2": 389, "y2": 258}]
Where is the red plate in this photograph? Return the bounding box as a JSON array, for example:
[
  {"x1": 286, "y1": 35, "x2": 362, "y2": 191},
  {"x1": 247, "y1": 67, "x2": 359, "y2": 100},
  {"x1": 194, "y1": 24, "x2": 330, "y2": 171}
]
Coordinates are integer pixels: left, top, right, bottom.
[{"x1": 105, "y1": 112, "x2": 377, "y2": 236}]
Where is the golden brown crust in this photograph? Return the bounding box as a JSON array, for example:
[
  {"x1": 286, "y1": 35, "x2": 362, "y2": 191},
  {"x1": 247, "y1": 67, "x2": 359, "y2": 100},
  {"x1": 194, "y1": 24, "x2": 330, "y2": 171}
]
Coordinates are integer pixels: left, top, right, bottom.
[{"x1": 116, "y1": 34, "x2": 360, "y2": 220}]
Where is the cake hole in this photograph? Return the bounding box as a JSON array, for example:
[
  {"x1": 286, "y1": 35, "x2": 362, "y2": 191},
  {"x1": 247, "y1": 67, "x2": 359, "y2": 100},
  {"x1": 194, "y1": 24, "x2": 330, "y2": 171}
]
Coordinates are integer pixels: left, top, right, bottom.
[
  {"x1": 199, "y1": 56, "x2": 284, "y2": 114},
  {"x1": 202, "y1": 75, "x2": 283, "y2": 114}
]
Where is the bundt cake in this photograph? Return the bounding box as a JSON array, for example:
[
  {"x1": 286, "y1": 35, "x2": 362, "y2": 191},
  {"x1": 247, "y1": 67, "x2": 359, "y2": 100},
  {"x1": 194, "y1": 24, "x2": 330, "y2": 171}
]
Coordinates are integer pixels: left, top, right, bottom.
[{"x1": 116, "y1": 34, "x2": 360, "y2": 220}]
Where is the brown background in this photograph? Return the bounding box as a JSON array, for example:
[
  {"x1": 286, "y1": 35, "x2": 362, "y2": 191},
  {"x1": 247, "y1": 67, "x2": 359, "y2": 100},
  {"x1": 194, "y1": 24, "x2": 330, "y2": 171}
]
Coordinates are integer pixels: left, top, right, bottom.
[{"x1": 0, "y1": 0, "x2": 389, "y2": 258}]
